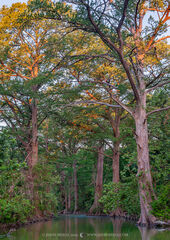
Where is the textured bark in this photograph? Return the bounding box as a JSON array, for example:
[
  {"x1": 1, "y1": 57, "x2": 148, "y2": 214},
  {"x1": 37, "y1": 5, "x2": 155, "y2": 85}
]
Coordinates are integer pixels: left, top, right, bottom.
[
  {"x1": 64, "y1": 191, "x2": 68, "y2": 214},
  {"x1": 60, "y1": 171, "x2": 66, "y2": 212},
  {"x1": 24, "y1": 98, "x2": 41, "y2": 215},
  {"x1": 111, "y1": 141, "x2": 124, "y2": 217},
  {"x1": 67, "y1": 177, "x2": 72, "y2": 212},
  {"x1": 45, "y1": 124, "x2": 49, "y2": 152},
  {"x1": 112, "y1": 140, "x2": 120, "y2": 183},
  {"x1": 25, "y1": 142, "x2": 33, "y2": 196},
  {"x1": 24, "y1": 63, "x2": 40, "y2": 215},
  {"x1": 68, "y1": 188, "x2": 71, "y2": 211},
  {"x1": 73, "y1": 160, "x2": 78, "y2": 213},
  {"x1": 89, "y1": 145, "x2": 104, "y2": 214},
  {"x1": 135, "y1": 93, "x2": 156, "y2": 226},
  {"x1": 31, "y1": 99, "x2": 38, "y2": 167},
  {"x1": 107, "y1": 109, "x2": 121, "y2": 183},
  {"x1": 32, "y1": 99, "x2": 41, "y2": 215},
  {"x1": 109, "y1": 110, "x2": 123, "y2": 216}
]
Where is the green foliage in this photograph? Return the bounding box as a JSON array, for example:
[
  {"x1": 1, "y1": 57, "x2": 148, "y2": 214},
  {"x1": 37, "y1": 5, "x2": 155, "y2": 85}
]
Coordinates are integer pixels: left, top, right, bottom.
[
  {"x1": 0, "y1": 130, "x2": 60, "y2": 223},
  {"x1": 100, "y1": 179, "x2": 140, "y2": 217},
  {"x1": 0, "y1": 197, "x2": 33, "y2": 223},
  {"x1": 100, "y1": 182, "x2": 122, "y2": 213},
  {"x1": 0, "y1": 130, "x2": 33, "y2": 223},
  {"x1": 33, "y1": 157, "x2": 61, "y2": 213},
  {"x1": 151, "y1": 184, "x2": 170, "y2": 220},
  {"x1": 76, "y1": 150, "x2": 96, "y2": 212}
]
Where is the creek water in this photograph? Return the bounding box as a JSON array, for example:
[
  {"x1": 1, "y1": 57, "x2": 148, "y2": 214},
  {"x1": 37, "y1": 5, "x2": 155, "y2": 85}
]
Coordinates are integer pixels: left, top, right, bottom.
[{"x1": 2, "y1": 215, "x2": 170, "y2": 240}]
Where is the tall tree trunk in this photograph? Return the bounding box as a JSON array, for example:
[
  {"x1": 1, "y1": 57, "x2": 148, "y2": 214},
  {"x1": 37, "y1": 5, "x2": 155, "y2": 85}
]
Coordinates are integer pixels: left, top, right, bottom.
[
  {"x1": 64, "y1": 191, "x2": 68, "y2": 214},
  {"x1": 134, "y1": 93, "x2": 156, "y2": 226},
  {"x1": 25, "y1": 98, "x2": 40, "y2": 215},
  {"x1": 73, "y1": 160, "x2": 78, "y2": 213},
  {"x1": 31, "y1": 99, "x2": 40, "y2": 215},
  {"x1": 109, "y1": 109, "x2": 123, "y2": 216},
  {"x1": 112, "y1": 140, "x2": 120, "y2": 183},
  {"x1": 32, "y1": 99, "x2": 38, "y2": 167},
  {"x1": 110, "y1": 139, "x2": 123, "y2": 217},
  {"x1": 68, "y1": 188, "x2": 71, "y2": 212},
  {"x1": 89, "y1": 145, "x2": 104, "y2": 214},
  {"x1": 26, "y1": 145, "x2": 34, "y2": 200},
  {"x1": 107, "y1": 109, "x2": 121, "y2": 183},
  {"x1": 60, "y1": 171, "x2": 66, "y2": 212},
  {"x1": 64, "y1": 176, "x2": 72, "y2": 213}
]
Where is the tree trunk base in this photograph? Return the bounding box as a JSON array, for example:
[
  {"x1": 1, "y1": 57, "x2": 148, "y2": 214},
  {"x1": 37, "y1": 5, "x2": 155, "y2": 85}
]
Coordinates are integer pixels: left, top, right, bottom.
[
  {"x1": 73, "y1": 211, "x2": 79, "y2": 215},
  {"x1": 109, "y1": 208, "x2": 125, "y2": 217},
  {"x1": 89, "y1": 203, "x2": 103, "y2": 215},
  {"x1": 137, "y1": 214, "x2": 157, "y2": 227}
]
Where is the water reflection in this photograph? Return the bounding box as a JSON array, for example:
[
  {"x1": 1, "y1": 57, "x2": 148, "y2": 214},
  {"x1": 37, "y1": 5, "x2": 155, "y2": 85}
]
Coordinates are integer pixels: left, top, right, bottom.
[
  {"x1": 3, "y1": 215, "x2": 169, "y2": 240},
  {"x1": 138, "y1": 226, "x2": 158, "y2": 240},
  {"x1": 111, "y1": 218, "x2": 124, "y2": 240}
]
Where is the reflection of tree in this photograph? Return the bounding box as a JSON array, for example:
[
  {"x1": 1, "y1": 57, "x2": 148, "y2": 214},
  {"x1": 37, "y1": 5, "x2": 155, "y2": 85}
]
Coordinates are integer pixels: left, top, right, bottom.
[
  {"x1": 68, "y1": 217, "x2": 71, "y2": 235},
  {"x1": 74, "y1": 217, "x2": 78, "y2": 240},
  {"x1": 64, "y1": 216, "x2": 72, "y2": 234},
  {"x1": 32, "y1": 223, "x2": 42, "y2": 240},
  {"x1": 89, "y1": 218, "x2": 104, "y2": 240},
  {"x1": 65, "y1": 216, "x2": 69, "y2": 233},
  {"x1": 111, "y1": 218, "x2": 124, "y2": 240},
  {"x1": 138, "y1": 226, "x2": 158, "y2": 240},
  {"x1": 29, "y1": 222, "x2": 50, "y2": 240}
]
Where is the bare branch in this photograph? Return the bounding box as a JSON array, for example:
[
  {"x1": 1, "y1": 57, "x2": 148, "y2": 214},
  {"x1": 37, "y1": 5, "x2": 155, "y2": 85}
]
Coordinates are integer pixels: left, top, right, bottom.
[
  {"x1": 135, "y1": 0, "x2": 141, "y2": 30},
  {"x1": 85, "y1": 3, "x2": 120, "y2": 53},
  {"x1": 147, "y1": 106, "x2": 170, "y2": 117},
  {"x1": 103, "y1": 139, "x2": 114, "y2": 151},
  {"x1": 146, "y1": 71, "x2": 166, "y2": 88},
  {"x1": 68, "y1": 1, "x2": 140, "y2": 102},
  {"x1": 117, "y1": 0, "x2": 129, "y2": 31},
  {"x1": 146, "y1": 80, "x2": 170, "y2": 93},
  {"x1": 117, "y1": 0, "x2": 129, "y2": 49}
]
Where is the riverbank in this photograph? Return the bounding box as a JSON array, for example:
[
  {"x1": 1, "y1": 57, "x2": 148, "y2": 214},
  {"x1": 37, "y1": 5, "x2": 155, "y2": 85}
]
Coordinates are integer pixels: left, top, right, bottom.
[
  {"x1": 1, "y1": 213, "x2": 169, "y2": 235},
  {"x1": 61, "y1": 213, "x2": 170, "y2": 228},
  {"x1": 1, "y1": 215, "x2": 170, "y2": 240},
  {"x1": 0, "y1": 214, "x2": 55, "y2": 234}
]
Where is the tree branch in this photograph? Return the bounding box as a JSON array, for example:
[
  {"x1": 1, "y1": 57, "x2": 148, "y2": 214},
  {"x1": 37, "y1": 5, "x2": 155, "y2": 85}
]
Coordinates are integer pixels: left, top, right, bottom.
[
  {"x1": 145, "y1": 4, "x2": 170, "y2": 52},
  {"x1": 146, "y1": 80, "x2": 170, "y2": 93},
  {"x1": 135, "y1": 0, "x2": 141, "y2": 30},
  {"x1": 116, "y1": 0, "x2": 129, "y2": 49},
  {"x1": 147, "y1": 106, "x2": 170, "y2": 117},
  {"x1": 0, "y1": 60, "x2": 31, "y2": 80},
  {"x1": 154, "y1": 36, "x2": 170, "y2": 44},
  {"x1": 85, "y1": 2, "x2": 140, "y2": 102},
  {"x1": 85, "y1": 3, "x2": 120, "y2": 53},
  {"x1": 72, "y1": 100, "x2": 121, "y2": 108},
  {"x1": 105, "y1": 87, "x2": 134, "y2": 116}
]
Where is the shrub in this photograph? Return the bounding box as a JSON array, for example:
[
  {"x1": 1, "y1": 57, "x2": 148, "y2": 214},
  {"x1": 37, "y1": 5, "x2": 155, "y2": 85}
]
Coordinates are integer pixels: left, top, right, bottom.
[
  {"x1": 99, "y1": 179, "x2": 140, "y2": 217},
  {"x1": 0, "y1": 197, "x2": 33, "y2": 223},
  {"x1": 151, "y1": 184, "x2": 170, "y2": 220}
]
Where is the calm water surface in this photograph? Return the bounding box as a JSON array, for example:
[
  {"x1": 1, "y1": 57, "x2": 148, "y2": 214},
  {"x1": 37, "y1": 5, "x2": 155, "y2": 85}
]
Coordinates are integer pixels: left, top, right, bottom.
[{"x1": 2, "y1": 215, "x2": 170, "y2": 240}]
